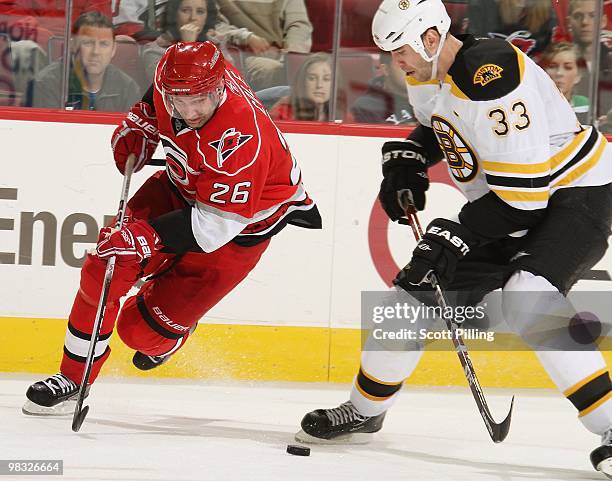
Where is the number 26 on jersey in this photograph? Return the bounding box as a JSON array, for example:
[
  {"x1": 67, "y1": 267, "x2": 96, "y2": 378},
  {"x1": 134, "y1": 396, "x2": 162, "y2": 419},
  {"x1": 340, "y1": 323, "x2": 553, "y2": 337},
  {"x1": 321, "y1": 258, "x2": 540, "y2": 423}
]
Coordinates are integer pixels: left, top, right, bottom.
[{"x1": 210, "y1": 182, "x2": 251, "y2": 204}]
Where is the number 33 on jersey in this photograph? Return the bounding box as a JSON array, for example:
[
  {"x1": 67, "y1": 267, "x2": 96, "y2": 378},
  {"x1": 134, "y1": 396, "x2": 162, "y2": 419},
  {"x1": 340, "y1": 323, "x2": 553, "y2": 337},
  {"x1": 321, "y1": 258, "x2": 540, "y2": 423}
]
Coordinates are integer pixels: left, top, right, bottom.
[{"x1": 407, "y1": 35, "x2": 612, "y2": 212}]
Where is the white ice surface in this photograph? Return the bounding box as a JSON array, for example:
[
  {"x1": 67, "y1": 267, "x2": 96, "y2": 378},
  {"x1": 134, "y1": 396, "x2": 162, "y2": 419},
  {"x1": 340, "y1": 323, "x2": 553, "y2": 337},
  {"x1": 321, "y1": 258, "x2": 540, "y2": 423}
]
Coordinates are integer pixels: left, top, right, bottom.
[{"x1": 1, "y1": 375, "x2": 606, "y2": 481}]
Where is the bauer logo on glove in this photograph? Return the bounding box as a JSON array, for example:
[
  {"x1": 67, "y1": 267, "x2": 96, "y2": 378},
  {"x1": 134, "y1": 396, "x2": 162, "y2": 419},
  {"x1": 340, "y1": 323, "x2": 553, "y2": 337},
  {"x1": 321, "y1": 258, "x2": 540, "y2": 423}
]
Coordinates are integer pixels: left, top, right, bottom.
[
  {"x1": 111, "y1": 101, "x2": 160, "y2": 175},
  {"x1": 95, "y1": 220, "x2": 162, "y2": 266}
]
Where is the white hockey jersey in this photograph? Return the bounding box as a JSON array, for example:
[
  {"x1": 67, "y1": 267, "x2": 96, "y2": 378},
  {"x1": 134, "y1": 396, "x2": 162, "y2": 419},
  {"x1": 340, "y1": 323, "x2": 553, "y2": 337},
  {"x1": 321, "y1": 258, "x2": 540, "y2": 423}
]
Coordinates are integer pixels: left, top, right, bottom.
[{"x1": 407, "y1": 35, "x2": 612, "y2": 211}]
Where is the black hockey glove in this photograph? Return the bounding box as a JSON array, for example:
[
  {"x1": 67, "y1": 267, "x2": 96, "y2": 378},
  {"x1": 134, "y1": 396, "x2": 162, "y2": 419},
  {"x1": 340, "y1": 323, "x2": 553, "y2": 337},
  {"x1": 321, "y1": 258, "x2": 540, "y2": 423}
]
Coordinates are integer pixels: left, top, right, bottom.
[
  {"x1": 394, "y1": 218, "x2": 475, "y2": 290},
  {"x1": 379, "y1": 140, "x2": 429, "y2": 221}
]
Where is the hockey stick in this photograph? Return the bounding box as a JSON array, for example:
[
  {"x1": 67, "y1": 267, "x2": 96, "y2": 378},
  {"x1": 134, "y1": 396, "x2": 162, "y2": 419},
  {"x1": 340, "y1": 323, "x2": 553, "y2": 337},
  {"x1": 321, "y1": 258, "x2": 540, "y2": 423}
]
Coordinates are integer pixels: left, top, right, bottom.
[
  {"x1": 72, "y1": 154, "x2": 136, "y2": 432},
  {"x1": 397, "y1": 191, "x2": 514, "y2": 443}
]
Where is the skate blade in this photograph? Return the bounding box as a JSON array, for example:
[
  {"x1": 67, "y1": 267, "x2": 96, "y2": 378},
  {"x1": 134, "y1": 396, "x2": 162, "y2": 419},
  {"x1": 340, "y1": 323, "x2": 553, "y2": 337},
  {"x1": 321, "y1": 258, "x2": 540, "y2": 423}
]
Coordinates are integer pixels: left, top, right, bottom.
[
  {"x1": 597, "y1": 458, "x2": 612, "y2": 479},
  {"x1": 294, "y1": 429, "x2": 374, "y2": 445},
  {"x1": 22, "y1": 399, "x2": 76, "y2": 417}
]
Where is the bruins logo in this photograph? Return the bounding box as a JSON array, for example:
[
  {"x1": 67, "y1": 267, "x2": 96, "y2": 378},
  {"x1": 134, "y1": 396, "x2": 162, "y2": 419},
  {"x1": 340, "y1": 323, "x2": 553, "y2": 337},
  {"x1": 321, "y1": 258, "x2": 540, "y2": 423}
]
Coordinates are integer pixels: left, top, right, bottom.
[
  {"x1": 398, "y1": 0, "x2": 410, "y2": 9},
  {"x1": 473, "y1": 64, "x2": 503, "y2": 86},
  {"x1": 431, "y1": 116, "x2": 478, "y2": 183}
]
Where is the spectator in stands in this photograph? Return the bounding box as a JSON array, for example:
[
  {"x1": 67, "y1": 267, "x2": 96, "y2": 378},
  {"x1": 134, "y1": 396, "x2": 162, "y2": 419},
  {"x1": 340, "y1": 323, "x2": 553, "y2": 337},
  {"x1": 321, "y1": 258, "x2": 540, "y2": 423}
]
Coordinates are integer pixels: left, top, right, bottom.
[
  {"x1": 350, "y1": 52, "x2": 414, "y2": 125},
  {"x1": 541, "y1": 42, "x2": 589, "y2": 122},
  {"x1": 467, "y1": 0, "x2": 556, "y2": 58},
  {"x1": 269, "y1": 52, "x2": 345, "y2": 121},
  {"x1": 31, "y1": 11, "x2": 141, "y2": 111},
  {"x1": 568, "y1": 0, "x2": 609, "y2": 62},
  {"x1": 0, "y1": 0, "x2": 112, "y2": 45},
  {"x1": 568, "y1": 0, "x2": 612, "y2": 127},
  {"x1": 215, "y1": 0, "x2": 312, "y2": 90},
  {"x1": 141, "y1": 0, "x2": 219, "y2": 84},
  {"x1": 112, "y1": 0, "x2": 161, "y2": 42},
  {"x1": 568, "y1": 0, "x2": 612, "y2": 78}
]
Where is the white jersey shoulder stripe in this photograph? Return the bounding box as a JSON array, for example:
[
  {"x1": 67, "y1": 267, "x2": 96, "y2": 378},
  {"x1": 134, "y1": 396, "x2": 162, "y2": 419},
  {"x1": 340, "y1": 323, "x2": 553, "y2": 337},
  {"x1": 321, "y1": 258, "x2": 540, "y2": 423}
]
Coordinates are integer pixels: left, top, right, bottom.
[{"x1": 191, "y1": 184, "x2": 307, "y2": 251}]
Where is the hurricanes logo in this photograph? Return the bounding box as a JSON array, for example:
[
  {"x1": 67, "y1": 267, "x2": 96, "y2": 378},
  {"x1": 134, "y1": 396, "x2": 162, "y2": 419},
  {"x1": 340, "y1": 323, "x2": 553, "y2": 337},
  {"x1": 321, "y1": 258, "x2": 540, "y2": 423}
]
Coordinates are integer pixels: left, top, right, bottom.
[
  {"x1": 431, "y1": 115, "x2": 478, "y2": 183},
  {"x1": 473, "y1": 64, "x2": 503, "y2": 86},
  {"x1": 208, "y1": 128, "x2": 253, "y2": 168},
  {"x1": 398, "y1": 0, "x2": 410, "y2": 9},
  {"x1": 489, "y1": 30, "x2": 537, "y2": 55}
]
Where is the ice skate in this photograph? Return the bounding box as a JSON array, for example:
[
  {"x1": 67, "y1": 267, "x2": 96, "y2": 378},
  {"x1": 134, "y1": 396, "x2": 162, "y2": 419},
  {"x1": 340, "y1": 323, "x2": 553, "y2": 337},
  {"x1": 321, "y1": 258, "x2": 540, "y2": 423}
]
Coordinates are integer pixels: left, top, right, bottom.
[
  {"x1": 591, "y1": 429, "x2": 612, "y2": 479},
  {"x1": 132, "y1": 351, "x2": 172, "y2": 371},
  {"x1": 22, "y1": 373, "x2": 88, "y2": 416},
  {"x1": 295, "y1": 401, "x2": 386, "y2": 444},
  {"x1": 132, "y1": 323, "x2": 198, "y2": 371}
]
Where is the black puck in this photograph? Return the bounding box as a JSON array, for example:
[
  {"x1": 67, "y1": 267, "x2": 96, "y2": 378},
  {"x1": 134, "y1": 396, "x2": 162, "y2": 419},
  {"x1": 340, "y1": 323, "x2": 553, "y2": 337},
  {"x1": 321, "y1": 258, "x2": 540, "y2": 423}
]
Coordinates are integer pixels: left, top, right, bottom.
[{"x1": 286, "y1": 444, "x2": 310, "y2": 456}]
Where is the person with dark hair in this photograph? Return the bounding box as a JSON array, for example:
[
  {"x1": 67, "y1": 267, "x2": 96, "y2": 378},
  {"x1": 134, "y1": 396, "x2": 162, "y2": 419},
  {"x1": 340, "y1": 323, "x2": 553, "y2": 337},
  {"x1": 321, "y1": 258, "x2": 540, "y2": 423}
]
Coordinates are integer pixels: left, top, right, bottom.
[
  {"x1": 141, "y1": 0, "x2": 219, "y2": 84},
  {"x1": 467, "y1": 0, "x2": 556, "y2": 59},
  {"x1": 567, "y1": 0, "x2": 612, "y2": 129},
  {"x1": 0, "y1": 0, "x2": 112, "y2": 42},
  {"x1": 269, "y1": 52, "x2": 346, "y2": 121},
  {"x1": 31, "y1": 11, "x2": 141, "y2": 111},
  {"x1": 350, "y1": 52, "x2": 415, "y2": 125}
]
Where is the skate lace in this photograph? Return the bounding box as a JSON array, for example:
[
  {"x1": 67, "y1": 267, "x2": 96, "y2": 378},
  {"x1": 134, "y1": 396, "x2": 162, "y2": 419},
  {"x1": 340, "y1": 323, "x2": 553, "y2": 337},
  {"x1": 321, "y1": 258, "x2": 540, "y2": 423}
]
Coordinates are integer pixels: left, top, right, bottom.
[
  {"x1": 42, "y1": 374, "x2": 76, "y2": 395},
  {"x1": 603, "y1": 429, "x2": 612, "y2": 446},
  {"x1": 324, "y1": 402, "x2": 366, "y2": 427}
]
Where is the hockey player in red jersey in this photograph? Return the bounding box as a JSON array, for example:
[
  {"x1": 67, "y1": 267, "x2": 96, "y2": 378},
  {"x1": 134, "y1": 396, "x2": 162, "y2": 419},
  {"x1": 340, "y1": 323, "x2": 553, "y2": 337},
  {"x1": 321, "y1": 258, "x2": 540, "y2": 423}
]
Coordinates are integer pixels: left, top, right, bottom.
[{"x1": 23, "y1": 41, "x2": 321, "y2": 415}]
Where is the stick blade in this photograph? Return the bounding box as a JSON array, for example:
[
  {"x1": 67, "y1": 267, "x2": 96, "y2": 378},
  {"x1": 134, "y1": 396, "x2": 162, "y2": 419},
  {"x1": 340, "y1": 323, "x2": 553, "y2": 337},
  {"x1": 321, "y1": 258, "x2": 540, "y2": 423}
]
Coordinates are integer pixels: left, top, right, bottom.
[
  {"x1": 490, "y1": 396, "x2": 514, "y2": 443},
  {"x1": 71, "y1": 405, "x2": 89, "y2": 432}
]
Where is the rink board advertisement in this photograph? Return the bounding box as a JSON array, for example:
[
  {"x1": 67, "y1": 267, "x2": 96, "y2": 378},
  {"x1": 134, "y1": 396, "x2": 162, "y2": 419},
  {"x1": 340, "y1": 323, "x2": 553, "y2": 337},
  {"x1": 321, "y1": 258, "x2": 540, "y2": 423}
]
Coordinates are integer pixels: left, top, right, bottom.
[{"x1": 1, "y1": 114, "x2": 612, "y2": 387}]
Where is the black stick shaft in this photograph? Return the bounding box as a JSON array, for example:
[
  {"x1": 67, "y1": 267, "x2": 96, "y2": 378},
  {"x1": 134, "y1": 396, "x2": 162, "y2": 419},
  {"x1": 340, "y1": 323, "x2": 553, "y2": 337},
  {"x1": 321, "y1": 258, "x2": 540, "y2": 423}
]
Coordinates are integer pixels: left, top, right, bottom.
[
  {"x1": 71, "y1": 154, "x2": 136, "y2": 432},
  {"x1": 397, "y1": 192, "x2": 513, "y2": 443}
]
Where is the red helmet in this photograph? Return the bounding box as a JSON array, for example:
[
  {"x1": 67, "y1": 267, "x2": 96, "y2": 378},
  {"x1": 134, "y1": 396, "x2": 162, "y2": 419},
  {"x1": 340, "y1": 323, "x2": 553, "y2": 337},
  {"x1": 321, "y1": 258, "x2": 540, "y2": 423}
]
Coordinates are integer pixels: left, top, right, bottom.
[{"x1": 159, "y1": 41, "x2": 225, "y2": 96}]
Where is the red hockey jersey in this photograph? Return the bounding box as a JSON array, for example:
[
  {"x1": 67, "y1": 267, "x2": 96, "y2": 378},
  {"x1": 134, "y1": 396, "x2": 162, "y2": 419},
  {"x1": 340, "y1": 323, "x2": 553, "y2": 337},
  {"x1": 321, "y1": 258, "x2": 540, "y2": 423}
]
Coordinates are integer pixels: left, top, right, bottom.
[{"x1": 151, "y1": 59, "x2": 321, "y2": 252}]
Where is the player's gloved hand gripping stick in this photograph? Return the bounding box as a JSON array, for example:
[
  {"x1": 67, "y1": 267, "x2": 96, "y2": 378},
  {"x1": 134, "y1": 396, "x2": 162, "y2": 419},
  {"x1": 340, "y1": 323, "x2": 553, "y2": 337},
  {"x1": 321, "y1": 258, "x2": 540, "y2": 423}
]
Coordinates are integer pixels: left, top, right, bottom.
[
  {"x1": 72, "y1": 154, "x2": 136, "y2": 432},
  {"x1": 397, "y1": 191, "x2": 514, "y2": 443}
]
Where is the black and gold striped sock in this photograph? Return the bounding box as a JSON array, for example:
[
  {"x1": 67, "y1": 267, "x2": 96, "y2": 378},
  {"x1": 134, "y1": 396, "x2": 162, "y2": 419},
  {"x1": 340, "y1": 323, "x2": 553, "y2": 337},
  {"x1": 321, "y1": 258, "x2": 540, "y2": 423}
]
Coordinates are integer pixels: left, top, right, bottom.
[
  {"x1": 355, "y1": 367, "x2": 403, "y2": 402},
  {"x1": 564, "y1": 369, "x2": 612, "y2": 418}
]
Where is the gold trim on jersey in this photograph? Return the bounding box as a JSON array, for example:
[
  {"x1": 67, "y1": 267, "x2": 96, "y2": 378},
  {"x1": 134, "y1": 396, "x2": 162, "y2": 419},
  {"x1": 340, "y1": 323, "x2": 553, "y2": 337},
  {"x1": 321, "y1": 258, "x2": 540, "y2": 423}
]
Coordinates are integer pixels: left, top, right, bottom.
[
  {"x1": 482, "y1": 130, "x2": 590, "y2": 177},
  {"x1": 443, "y1": 74, "x2": 470, "y2": 100},
  {"x1": 482, "y1": 129, "x2": 589, "y2": 178},
  {"x1": 549, "y1": 128, "x2": 591, "y2": 170},
  {"x1": 510, "y1": 45, "x2": 525, "y2": 83},
  {"x1": 482, "y1": 159, "x2": 550, "y2": 175},
  {"x1": 563, "y1": 368, "x2": 609, "y2": 397},
  {"x1": 579, "y1": 391, "x2": 612, "y2": 418},
  {"x1": 484, "y1": 128, "x2": 602, "y2": 207},
  {"x1": 552, "y1": 134, "x2": 607, "y2": 189},
  {"x1": 491, "y1": 189, "x2": 549, "y2": 202},
  {"x1": 405, "y1": 76, "x2": 439, "y2": 87}
]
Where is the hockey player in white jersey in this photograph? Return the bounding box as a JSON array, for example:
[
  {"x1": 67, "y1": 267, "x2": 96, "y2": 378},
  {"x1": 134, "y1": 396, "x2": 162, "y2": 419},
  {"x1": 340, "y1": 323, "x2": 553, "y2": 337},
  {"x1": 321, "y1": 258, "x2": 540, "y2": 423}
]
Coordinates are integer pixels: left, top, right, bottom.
[{"x1": 296, "y1": 0, "x2": 612, "y2": 477}]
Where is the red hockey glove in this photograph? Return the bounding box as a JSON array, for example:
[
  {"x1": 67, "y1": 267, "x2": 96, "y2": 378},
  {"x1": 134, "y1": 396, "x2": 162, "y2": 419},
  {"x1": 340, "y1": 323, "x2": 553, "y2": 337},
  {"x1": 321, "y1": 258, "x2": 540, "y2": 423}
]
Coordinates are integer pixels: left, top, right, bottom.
[
  {"x1": 95, "y1": 220, "x2": 162, "y2": 266},
  {"x1": 111, "y1": 101, "x2": 159, "y2": 175}
]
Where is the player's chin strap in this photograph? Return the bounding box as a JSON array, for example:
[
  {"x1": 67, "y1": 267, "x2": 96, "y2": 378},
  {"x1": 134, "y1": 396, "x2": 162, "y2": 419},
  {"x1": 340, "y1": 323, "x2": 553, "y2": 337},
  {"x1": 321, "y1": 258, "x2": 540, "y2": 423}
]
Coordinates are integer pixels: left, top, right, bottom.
[{"x1": 422, "y1": 33, "x2": 447, "y2": 81}]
